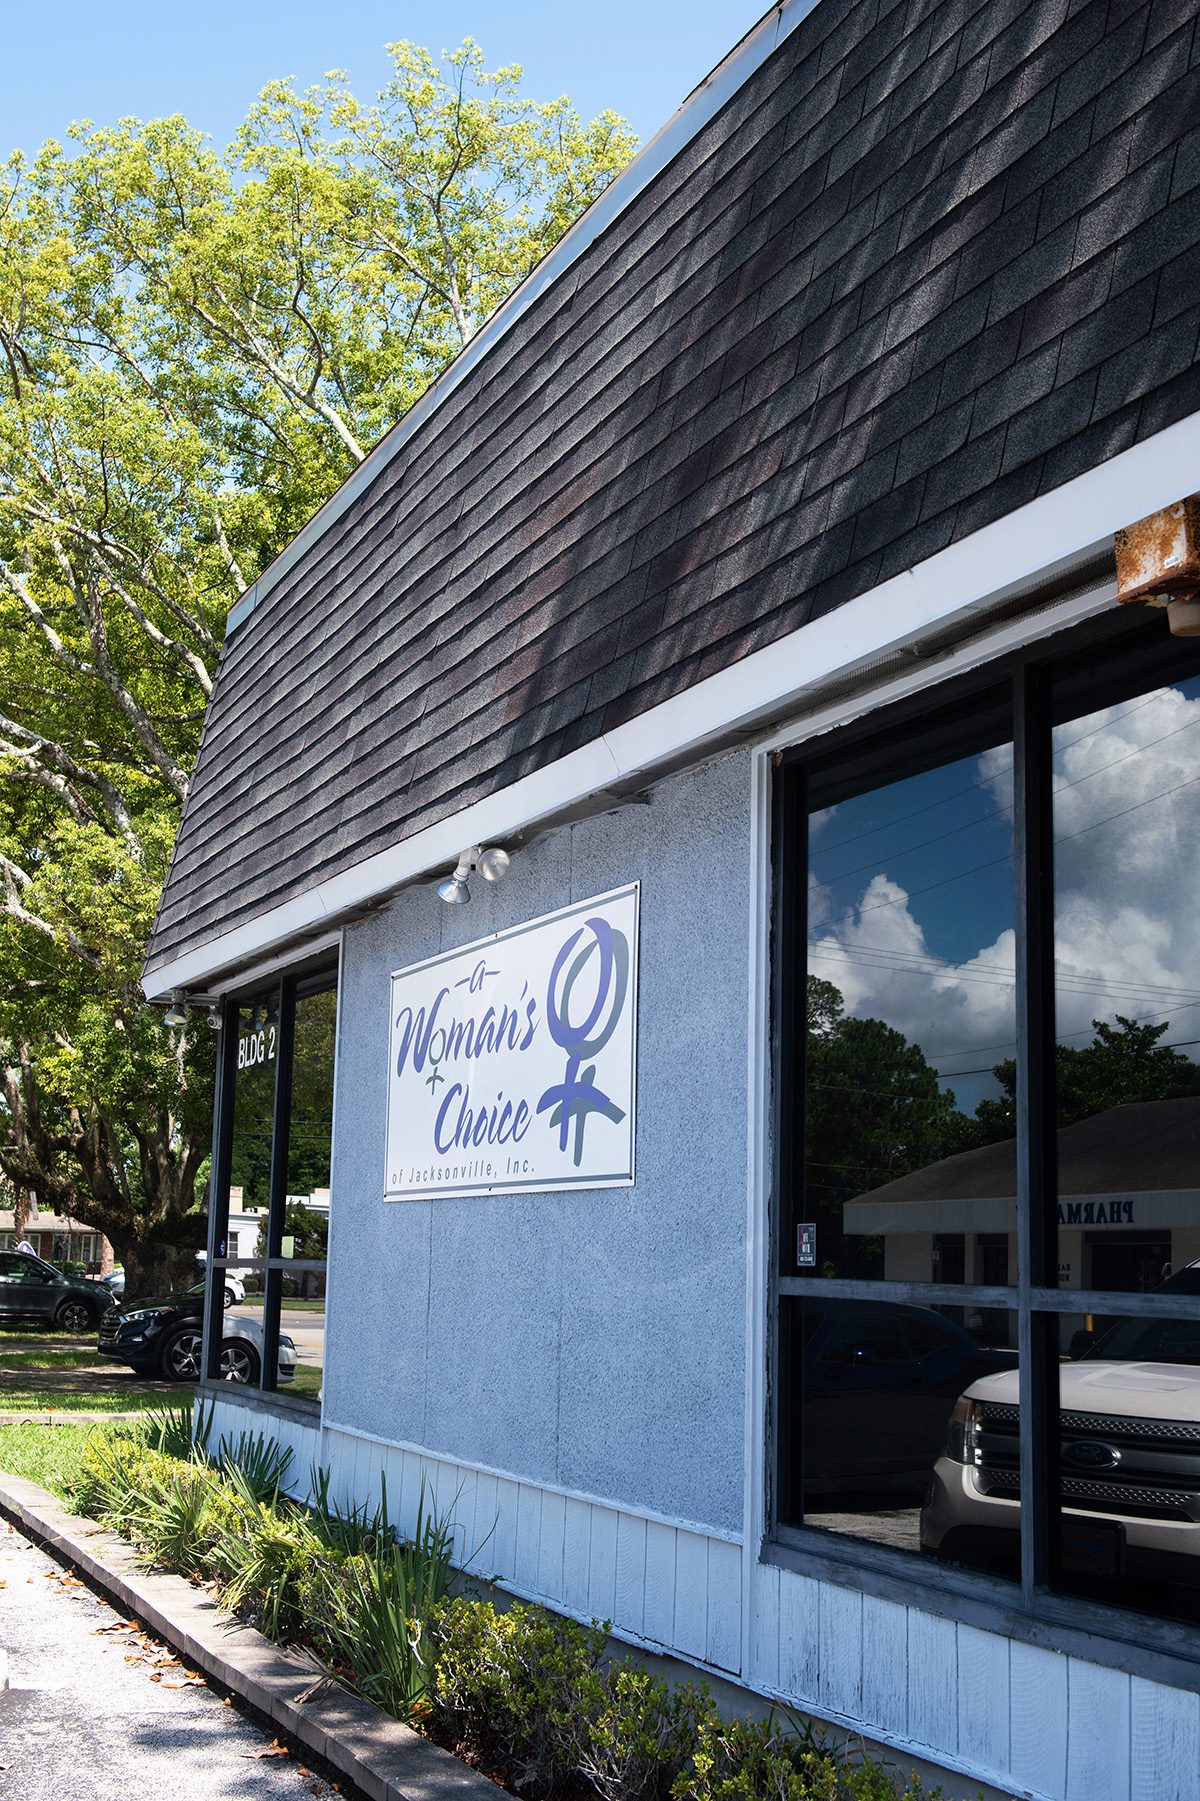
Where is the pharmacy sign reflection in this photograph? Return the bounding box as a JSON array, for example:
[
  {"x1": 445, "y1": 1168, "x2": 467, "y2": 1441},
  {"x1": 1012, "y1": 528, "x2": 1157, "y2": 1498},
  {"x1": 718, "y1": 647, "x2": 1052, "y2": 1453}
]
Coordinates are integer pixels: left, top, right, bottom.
[{"x1": 385, "y1": 885, "x2": 639, "y2": 1198}]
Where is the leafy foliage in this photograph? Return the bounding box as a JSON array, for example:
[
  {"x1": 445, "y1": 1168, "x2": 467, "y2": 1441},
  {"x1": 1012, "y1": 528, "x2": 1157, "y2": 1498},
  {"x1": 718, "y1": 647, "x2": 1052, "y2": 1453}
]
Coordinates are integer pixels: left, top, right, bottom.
[
  {"x1": 430, "y1": 1597, "x2": 609, "y2": 1795},
  {"x1": 0, "y1": 43, "x2": 636, "y2": 1290},
  {"x1": 973, "y1": 1014, "x2": 1200, "y2": 1143},
  {"x1": 675, "y1": 1713, "x2": 934, "y2": 1801},
  {"x1": 314, "y1": 1483, "x2": 454, "y2": 1721},
  {"x1": 50, "y1": 1425, "x2": 943, "y2": 1800}
]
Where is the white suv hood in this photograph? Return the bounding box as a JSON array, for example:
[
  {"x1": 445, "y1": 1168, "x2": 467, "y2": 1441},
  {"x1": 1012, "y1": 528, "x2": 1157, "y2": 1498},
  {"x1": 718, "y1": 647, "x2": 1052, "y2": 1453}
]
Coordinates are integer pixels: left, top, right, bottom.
[{"x1": 965, "y1": 1360, "x2": 1200, "y2": 1422}]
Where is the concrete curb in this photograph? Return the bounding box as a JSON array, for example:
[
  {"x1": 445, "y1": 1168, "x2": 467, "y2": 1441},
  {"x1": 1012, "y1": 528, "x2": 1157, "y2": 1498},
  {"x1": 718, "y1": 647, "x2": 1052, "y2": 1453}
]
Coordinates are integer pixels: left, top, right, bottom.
[{"x1": 0, "y1": 1473, "x2": 500, "y2": 1801}]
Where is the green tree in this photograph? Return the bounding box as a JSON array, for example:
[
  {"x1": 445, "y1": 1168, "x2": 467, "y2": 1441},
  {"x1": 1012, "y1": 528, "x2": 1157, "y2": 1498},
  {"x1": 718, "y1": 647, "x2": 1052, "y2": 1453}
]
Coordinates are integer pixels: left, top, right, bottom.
[
  {"x1": 0, "y1": 44, "x2": 635, "y2": 1293},
  {"x1": 973, "y1": 1014, "x2": 1200, "y2": 1144},
  {"x1": 803, "y1": 977, "x2": 971, "y2": 1278}
]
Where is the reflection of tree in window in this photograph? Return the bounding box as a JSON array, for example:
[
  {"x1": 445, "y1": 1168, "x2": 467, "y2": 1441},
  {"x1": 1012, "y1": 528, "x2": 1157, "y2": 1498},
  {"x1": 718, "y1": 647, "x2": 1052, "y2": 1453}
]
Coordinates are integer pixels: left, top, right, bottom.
[
  {"x1": 287, "y1": 989, "x2": 336, "y2": 1197},
  {"x1": 229, "y1": 998, "x2": 278, "y2": 1213},
  {"x1": 804, "y1": 976, "x2": 975, "y2": 1278}
]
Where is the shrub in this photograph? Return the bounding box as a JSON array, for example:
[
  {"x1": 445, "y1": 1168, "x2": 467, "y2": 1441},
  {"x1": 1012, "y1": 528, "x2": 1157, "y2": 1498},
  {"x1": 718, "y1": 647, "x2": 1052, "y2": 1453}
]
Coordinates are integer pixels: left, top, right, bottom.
[
  {"x1": 143, "y1": 1398, "x2": 214, "y2": 1463},
  {"x1": 582, "y1": 1668, "x2": 715, "y2": 1801},
  {"x1": 216, "y1": 1429, "x2": 292, "y2": 1500},
  {"x1": 674, "y1": 1714, "x2": 935, "y2": 1801},
  {"x1": 63, "y1": 1432, "x2": 941, "y2": 1801},
  {"x1": 314, "y1": 1484, "x2": 454, "y2": 1722},
  {"x1": 204, "y1": 1466, "x2": 324, "y2": 1641},
  {"x1": 430, "y1": 1597, "x2": 608, "y2": 1797},
  {"x1": 308, "y1": 1461, "x2": 395, "y2": 1557}
]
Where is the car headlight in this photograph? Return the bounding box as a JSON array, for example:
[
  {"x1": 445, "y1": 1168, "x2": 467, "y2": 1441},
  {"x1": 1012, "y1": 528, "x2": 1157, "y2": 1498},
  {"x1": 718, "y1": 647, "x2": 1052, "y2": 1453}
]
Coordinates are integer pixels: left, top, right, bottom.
[
  {"x1": 278, "y1": 1335, "x2": 296, "y2": 1351},
  {"x1": 943, "y1": 1396, "x2": 983, "y2": 1465},
  {"x1": 120, "y1": 1307, "x2": 175, "y2": 1327}
]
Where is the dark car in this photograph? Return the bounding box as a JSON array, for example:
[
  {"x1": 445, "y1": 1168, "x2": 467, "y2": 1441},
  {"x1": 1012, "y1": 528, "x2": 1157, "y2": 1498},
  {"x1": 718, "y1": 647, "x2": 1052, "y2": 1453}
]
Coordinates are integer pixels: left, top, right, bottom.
[
  {"x1": 98, "y1": 1280, "x2": 296, "y2": 1385},
  {"x1": 0, "y1": 1249, "x2": 112, "y2": 1332},
  {"x1": 801, "y1": 1299, "x2": 1019, "y2": 1499}
]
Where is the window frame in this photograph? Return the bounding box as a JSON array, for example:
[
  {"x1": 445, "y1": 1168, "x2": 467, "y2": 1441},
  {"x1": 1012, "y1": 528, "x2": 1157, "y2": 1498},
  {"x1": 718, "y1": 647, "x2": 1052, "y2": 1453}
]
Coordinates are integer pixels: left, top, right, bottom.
[
  {"x1": 769, "y1": 605, "x2": 1200, "y2": 1684},
  {"x1": 202, "y1": 949, "x2": 339, "y2": 1407}
]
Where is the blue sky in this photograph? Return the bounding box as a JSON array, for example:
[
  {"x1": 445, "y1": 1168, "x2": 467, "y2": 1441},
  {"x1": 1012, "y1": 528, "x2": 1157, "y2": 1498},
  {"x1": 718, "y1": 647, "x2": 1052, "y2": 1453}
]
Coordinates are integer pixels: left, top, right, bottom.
[{"x1": 4, "y1": 2, "x2": 771, "y2": 159}]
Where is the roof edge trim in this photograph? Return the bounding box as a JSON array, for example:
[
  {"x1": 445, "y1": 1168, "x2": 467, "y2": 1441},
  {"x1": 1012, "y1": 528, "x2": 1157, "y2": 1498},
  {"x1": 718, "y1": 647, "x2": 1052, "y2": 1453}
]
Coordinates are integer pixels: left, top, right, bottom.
[
  {"x1": 144, "y1": 414, "x2": 1200, "y2": 998},
  {"x1": 226, "y1": 0, "x2": 815, "y2": 637}
]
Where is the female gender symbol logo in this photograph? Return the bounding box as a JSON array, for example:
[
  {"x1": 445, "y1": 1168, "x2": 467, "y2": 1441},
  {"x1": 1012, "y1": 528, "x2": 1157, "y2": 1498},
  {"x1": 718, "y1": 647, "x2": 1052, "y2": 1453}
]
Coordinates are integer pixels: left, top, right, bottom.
[{"x1": 536, "y1": 916, "x2": 630, "y2": 1166}]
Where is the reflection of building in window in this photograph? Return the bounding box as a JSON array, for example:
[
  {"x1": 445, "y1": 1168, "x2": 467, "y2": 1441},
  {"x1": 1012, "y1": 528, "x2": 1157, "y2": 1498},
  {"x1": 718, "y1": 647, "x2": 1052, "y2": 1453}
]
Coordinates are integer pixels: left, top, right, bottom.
[
  {"x1": 0, "y1": 1215, "x2": 110, "y2": 1271},
  {"x1": 844, "y1": 1095, "x2": 1200, "y2": 1345}
]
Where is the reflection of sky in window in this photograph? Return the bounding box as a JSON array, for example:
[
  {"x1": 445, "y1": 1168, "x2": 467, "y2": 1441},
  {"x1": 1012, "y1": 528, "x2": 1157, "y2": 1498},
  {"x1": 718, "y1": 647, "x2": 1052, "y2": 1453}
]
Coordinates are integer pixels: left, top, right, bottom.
[
  {"x1": 809, "y1": 743, "x2": 1014, "y2": 1116},
  {"x1": 807, "y1": 673, "x2": 1200, "y2": 1125},
  {"x1": 1052, "y1": 673, "x2": 1200, "y2": 1064}
]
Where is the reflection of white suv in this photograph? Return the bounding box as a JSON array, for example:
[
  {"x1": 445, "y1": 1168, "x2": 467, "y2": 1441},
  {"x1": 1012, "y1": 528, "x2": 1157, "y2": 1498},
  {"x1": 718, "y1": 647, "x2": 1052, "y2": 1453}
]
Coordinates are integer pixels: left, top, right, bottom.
[
  {"x1": 922, "y1": 1316, "x2": 1200, "y2": 1596},
  {"x1": 103, "y1": 1266, "x2": 245, "y2": 1309}
]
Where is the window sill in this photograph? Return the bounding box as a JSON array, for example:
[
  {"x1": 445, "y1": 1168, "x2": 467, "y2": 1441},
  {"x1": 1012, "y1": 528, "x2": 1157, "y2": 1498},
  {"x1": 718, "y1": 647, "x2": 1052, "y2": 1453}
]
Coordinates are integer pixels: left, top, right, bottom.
[{"x1": 196, "y1": 1380, "x2": 321, "y2": 1426}]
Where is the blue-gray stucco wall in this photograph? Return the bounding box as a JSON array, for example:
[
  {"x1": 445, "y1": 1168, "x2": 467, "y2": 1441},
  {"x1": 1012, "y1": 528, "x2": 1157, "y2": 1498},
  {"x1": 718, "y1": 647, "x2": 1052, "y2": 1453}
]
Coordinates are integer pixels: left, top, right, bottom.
[{"x1": 323, "y1": 750, "x2": 751, "y2": 1535}]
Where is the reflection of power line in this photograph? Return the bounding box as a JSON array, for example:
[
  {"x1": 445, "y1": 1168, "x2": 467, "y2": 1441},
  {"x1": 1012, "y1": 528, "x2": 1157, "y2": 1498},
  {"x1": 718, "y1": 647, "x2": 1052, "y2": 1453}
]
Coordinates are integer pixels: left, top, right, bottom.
[
  {"x1": 814, "y1": 705, "x2": 1196, "y2": 896},
  {"x1": 838, "y1": 762, "x2": 1200, "y2": 923},
  {"x1": 812, "y1": 693, "x2": 1163, "y2": 858},
  {"x1": 807, "y1": 940, "x2": 1200, "y2": 1010}
]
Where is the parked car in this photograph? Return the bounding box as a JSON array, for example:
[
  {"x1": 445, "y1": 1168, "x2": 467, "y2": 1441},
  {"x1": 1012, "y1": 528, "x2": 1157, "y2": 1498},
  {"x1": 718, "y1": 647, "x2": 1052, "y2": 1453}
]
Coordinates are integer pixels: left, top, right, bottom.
[
  {"x1": 101, "y1": 1265, "x2": 245, "y2": 1308},
  {"x1": 921, "y1": 1313, "x2": 1200, "y2": 1602},
  {"x1": 0, "y1": 1249, "x2": 112, "y2": 1331},
  {"x1": 800, "y1": 1299, "x2": 1018, "y2": 1499},
  {"x1": 98, "y1": 1281, "x2": 295, "y2": 1385}
]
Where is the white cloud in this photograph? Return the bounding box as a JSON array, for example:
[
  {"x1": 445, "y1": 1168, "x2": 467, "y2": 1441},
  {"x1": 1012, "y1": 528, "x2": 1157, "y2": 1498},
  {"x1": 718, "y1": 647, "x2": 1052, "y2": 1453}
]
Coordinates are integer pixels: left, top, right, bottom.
[{"x1": 810, "y1": 680, "x2": 1200, "y2": 1078}]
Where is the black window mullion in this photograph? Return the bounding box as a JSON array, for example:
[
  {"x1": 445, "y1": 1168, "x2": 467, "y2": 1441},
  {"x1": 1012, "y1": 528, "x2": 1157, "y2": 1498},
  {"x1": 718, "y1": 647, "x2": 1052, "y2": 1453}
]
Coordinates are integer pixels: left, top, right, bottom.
[
  {"x1": 203, "y1": 997, "x2": 238, "y2": 1382},
  {"x1": 260, "y1": 977, "x2": 295, "y2": 1393},
  {"x1": 771, "y1": 760, "x2": 807, "y2": 1531},
  {"x1": 1013, "y1": 664, "x2": 1060, "y2": 1600}
]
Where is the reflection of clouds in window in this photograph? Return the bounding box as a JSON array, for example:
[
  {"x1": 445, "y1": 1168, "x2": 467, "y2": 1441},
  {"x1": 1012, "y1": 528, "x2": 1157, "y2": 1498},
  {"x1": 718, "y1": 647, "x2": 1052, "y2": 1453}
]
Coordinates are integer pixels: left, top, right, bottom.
[
  {"x1": 1053, "y1": 681, "x2": 1200, "y2": 1055},
  {"x1": 807, "y1": 746, "x2": 1015, "y2": 1098},
  {"x1": 808, "y1": 867, "x2": 832, "y2": 930},
  {"x1": 808, "y1": 877, "x2": 1016, "y2": 1089}
]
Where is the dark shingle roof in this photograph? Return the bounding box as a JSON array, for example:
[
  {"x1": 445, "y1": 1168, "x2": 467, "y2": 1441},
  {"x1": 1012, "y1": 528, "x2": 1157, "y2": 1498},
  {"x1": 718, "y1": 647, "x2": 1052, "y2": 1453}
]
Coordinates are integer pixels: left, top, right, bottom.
[{"x1": 146, "y1": 0, "x2": 1200, "y2": 979}]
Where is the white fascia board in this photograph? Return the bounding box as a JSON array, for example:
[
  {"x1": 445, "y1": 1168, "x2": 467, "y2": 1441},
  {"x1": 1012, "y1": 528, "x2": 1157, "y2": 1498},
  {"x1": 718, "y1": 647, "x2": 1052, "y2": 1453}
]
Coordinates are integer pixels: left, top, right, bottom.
[
  {"x1": 143, "y1": 412, "x2": 1200, "y2": 1000},
  {"x1": 226, "y1": 0, "x2": 819, "y2": 637}
]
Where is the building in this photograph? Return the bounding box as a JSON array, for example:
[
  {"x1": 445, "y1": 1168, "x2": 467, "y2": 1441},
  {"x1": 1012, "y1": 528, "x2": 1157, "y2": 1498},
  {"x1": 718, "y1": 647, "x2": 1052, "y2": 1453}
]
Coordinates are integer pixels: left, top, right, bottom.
[
  {"x1": 0, "y1": 1208, "x2": 111, "y2": 1273},
  {"x1": 142, "y1": 2, "x2": 1200, "y2": 1796}
]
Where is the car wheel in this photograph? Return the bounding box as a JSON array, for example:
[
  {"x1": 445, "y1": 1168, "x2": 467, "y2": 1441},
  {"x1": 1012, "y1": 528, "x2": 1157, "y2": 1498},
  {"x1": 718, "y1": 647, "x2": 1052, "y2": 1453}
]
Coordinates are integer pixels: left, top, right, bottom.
[
  {"x1": 159, "y1": 1325, "x2": 204, "y2": 1381},
  {"x1": 219, "y1": 1340, "x2": 260, "y2": 1385},
  {"x1": 223, "y1": 1285, "x2": 236, "y2": 1310},
  {"x1": 55, "y1": 1300, "x2": 96, "y2": 1333}
]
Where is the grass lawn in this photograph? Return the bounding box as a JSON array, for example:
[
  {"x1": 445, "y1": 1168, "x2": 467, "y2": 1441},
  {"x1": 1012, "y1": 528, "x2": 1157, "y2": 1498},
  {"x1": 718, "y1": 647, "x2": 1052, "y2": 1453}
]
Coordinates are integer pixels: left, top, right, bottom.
[
  {"x1": 289, "y1": 1365, "x2": 322, "y2": 1399},
  {"x1": 0, "y1": 1388, "x2": 168, "y2": 1414},
  {"x1": 0, "y1": 1419, "x2": 104, "y2": 1500},
  {"x1": 237, "y1": 1296, "x2": 327, "y2": 1313},
  {"x1": 0, "y1": 1349, "x2": 103, "y2": 1370}
]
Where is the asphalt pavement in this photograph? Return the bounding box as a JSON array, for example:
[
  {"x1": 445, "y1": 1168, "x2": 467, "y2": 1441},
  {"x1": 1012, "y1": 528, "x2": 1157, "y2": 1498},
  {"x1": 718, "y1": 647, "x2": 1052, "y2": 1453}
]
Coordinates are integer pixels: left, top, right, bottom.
[
  {"x1": 0, "y1": 1516, "x2": 347, "y2": 1799},
  {"x1": 229, "y1": 1307, "x2": 325, "y2": 1370}
]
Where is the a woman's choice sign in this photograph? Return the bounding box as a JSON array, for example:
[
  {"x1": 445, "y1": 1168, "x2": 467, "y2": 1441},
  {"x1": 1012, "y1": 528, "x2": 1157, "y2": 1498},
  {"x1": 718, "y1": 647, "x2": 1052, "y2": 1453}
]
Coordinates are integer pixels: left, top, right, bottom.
[{"x1": 384, "y1": 885, "x2": 639, "y2": 1199}]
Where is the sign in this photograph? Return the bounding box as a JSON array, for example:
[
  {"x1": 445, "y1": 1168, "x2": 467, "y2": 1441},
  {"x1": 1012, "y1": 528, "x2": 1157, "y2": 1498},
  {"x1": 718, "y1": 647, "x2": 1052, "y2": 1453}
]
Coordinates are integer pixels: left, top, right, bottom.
[
  {"x1": 1056, "y1": 1198, "x2": 1136, "y2": 1226},
  {"x1": 385, "y1": 884, "x2": 639, "y2": 1200},
  {"x1": 796, "y1": 1223, "x2": 817, "y2": 1268}
]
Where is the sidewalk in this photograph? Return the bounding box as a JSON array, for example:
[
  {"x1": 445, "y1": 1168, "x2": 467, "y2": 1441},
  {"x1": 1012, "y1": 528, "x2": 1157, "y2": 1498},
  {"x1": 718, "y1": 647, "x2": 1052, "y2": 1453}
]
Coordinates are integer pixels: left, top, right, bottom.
[{"x1": 0, "y1": 1513, "x2": 344, "y2": 1800}]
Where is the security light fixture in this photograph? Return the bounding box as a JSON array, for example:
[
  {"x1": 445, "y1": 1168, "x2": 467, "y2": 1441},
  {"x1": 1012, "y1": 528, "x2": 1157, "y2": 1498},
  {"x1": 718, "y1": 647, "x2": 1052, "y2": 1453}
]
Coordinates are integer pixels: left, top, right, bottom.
[
  {"x1": 436, "y1": 845, "x2": 513, "y2": 904},
  {"x1": 161, "y1": 991, "x2": 223, "y2": 1029}
]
